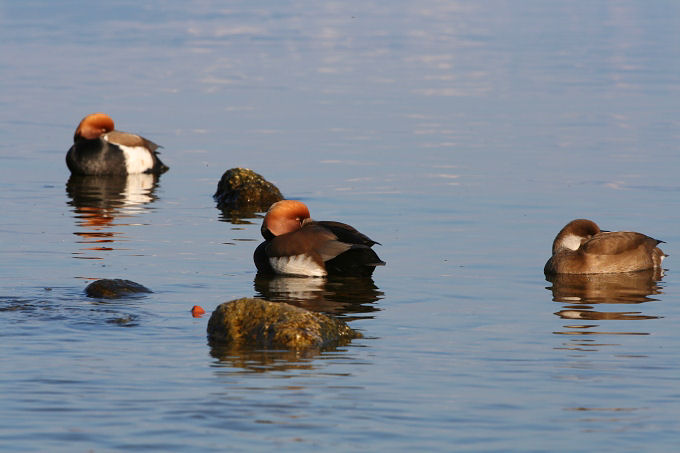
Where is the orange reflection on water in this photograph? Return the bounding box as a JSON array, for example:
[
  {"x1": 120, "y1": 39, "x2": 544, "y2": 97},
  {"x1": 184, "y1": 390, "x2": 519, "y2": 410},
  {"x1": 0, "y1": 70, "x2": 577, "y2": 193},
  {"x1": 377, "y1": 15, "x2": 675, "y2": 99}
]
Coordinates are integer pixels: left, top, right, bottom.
[{"x1": 66, "y1": 174, "x2": 160, "y2": 259}]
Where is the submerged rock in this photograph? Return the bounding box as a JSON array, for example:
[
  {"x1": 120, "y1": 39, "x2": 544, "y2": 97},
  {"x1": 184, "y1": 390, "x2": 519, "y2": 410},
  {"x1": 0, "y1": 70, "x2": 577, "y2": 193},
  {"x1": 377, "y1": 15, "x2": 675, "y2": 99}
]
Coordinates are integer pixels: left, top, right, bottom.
[
  {"x1": 213, "y1": 167, "x2": 283, "y2": 214},
  {"x1": 85, "y1": 279, "x2": 152, "y2": 298},
  {"x1": 207, "y1": 298, "x2": 362, "y2": 349},
  {"x1": 106, "y1": 314, "x2": 139, "y2": 326}
]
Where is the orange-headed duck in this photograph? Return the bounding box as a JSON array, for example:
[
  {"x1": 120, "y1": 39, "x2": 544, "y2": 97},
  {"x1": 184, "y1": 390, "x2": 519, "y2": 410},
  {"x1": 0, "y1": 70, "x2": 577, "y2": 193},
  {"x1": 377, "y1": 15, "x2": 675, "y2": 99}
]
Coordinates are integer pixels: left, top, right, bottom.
[
  {"x1": 254, "y1": 200, "x2": 385, "y2": 277},
  {"x1": 544, "y1": 219, "x2": 666, "y2": 275},
  {"x1": 66, "y1": 113, "x2": 168, "y2": 175}
]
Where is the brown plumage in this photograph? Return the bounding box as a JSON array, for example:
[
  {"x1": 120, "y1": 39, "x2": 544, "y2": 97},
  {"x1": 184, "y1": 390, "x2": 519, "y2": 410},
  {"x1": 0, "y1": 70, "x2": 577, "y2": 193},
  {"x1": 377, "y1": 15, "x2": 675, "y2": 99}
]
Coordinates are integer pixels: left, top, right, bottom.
[
  {"x1": 544, "y1": 219, "x2": 666, "y2": 275},
  {"x1": 66, "y1": 113, "x2": 168, "y2": 175},
  {"x1": 254, "y1": 200, "x2": 385, "y2": 277}
]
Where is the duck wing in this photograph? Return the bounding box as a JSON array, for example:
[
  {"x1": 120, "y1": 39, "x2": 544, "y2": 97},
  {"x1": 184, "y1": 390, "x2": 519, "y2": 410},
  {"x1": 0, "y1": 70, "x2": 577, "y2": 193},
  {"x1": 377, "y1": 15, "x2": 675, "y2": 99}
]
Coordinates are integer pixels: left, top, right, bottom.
[
  {"x1": 582, "y1": 232, "x2": 661, "y2": 255},
  {"x1": 267, "y1": 224, "x2": 350, "y2": 261},
  {"x1": 315, "y1": 220, "x2": 380, "y2": 247},
  {"x1": 104, "y1": 130, "x2": 161, "y2": 153},
  {"x1": 309, "y1": 223, "x2": 385, "y2": 275}
]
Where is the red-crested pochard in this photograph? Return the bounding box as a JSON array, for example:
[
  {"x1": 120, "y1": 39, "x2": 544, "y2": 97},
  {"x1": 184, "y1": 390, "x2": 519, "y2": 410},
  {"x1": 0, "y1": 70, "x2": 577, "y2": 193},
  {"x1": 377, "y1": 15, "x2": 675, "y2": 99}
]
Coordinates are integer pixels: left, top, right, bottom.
[
  {"x1": 66, "y1": 113, "x2": 169, "y2": 175},
  {"x1": 544, "y1": 219, "x2": 666, "y2": 275},
  {"x1": 254, "y1": 200, "x2": 385, "y2": 277}
]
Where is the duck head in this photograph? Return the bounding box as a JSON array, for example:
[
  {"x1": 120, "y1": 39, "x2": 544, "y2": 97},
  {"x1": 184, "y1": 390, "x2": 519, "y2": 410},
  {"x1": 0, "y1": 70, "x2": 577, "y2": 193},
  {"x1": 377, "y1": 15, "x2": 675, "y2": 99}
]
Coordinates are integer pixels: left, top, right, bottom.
[
  {"x1": 261, "y1": 200, "x2": 311, "y2": 240},
  {"x1": 74, "y1": 113, "x2": 115, "y2": 141},
  {"x1": 552, "y1": 219, "x2": 600, "y2": 254}
]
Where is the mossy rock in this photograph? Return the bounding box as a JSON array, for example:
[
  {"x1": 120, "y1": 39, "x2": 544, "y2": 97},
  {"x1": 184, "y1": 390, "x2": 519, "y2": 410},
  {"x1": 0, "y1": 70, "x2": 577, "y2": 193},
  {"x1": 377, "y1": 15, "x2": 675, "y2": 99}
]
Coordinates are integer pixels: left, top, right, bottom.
[
  {"x1": 207, "y1": 298, "x2": 362, "y2": 349},
  {"x1": 85, "y1": 279, "x2": 152, "y2": 298},
  {"x1": 213, "y1": 167, "x2": 283, "y2": 214}
]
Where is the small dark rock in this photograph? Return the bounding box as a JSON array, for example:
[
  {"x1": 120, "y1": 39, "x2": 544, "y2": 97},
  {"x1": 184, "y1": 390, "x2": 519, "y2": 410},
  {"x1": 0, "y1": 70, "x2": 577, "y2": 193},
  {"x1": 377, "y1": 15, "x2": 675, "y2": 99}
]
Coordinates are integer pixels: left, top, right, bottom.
[
  {"x1": 213, "y1": 167, "x2": 283, "y2": 214},
  {"x1": 207, "y1": 298, "x2": 362, "y2": 349},
  {"x1": 85, "y1": 279, "x2": 152, "y2": 298}
]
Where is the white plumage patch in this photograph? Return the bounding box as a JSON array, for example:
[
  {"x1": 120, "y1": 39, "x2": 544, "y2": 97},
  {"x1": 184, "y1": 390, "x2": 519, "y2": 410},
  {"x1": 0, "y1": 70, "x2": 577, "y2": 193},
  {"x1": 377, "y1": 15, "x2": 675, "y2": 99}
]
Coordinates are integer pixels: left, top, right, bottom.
[
  {"x1": 269, "y1": 254, "x2": 327, "y2": 277},
  {"x1": 117, "y1": 143, "x2": 154, "y2": 174},
  {"x1": 560, "y1": 233, "x2": 583, "y2": 251}
]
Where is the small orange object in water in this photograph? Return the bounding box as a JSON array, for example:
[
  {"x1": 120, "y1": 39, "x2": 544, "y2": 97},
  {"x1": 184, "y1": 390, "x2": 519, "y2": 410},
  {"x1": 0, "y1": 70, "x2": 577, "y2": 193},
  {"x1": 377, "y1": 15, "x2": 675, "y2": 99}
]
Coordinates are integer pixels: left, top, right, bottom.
[{"x1": 191, "y1": 305, "x2": 206, "y2": 317}]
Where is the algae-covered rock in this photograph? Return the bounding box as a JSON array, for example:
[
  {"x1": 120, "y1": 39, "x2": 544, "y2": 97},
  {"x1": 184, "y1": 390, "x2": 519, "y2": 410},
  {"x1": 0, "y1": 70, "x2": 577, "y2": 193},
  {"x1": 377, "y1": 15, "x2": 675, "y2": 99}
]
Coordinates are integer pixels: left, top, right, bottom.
[
  {"x1": 213, "y1": 167, "x2": 283, "y2": 214},
  {"x1": 85, "y1": 279, "x2": 152, "y2": 298},
  {"x1": 207, "y1": 298, "x2": 362, "y2": 349}
]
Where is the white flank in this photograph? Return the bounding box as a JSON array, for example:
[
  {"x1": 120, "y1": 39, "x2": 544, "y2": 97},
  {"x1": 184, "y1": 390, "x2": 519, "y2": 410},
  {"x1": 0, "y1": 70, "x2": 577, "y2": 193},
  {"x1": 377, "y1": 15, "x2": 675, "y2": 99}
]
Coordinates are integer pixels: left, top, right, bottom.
[
  {"x1": 119, "y1": 144, "x2": 154, "y2": 174},
  {"x1": 269, "y1": 255, "x2": 327, "y2": 277},
  {"x1": 560, "y1": 233, "x2": 583, "y2": 251}
]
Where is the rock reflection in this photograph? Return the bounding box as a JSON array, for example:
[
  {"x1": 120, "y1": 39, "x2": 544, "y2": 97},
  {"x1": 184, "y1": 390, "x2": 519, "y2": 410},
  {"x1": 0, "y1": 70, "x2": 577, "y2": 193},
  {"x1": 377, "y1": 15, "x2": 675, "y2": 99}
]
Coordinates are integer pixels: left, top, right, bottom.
[
  {"x1": 216, "y1": 207, "x2": 259, "y2": 226},
  {"x1": 209, "y1": 344, "x2": 320, "y2": 373},
  {"x1": 254, "y1": 275, "x2": 383, "y2": 319},
  {"x1": 66, "y1": 174, "x2": 161, "y2": 259},
  {"x1": 215, "y1": 208, "x2": 260, "y2": 247},
  {"x1": 548, "y1": 270, "x2": 664, "y2": 346}
]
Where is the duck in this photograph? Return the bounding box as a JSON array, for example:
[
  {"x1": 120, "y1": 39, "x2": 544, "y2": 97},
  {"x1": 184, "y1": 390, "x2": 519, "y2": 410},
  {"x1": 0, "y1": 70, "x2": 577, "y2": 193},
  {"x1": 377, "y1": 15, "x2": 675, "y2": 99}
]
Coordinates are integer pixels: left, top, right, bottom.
[
  {"x1": 254, "y1": 200, "x2": 385, "y2": 277},
  {"x1": 544, "y1": 219, "x2": 666, "y2": 275},
  {"x1": 66, "y1": 113, "x2": 169, "y2": 175}
]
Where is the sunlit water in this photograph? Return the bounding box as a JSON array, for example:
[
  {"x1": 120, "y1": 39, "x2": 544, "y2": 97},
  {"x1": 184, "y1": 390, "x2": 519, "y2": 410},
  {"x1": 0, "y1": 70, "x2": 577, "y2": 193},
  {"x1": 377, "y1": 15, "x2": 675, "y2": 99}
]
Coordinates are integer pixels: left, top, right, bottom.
[{"x1": 2, "y1": 1, "x2": 680, "y2": 451}]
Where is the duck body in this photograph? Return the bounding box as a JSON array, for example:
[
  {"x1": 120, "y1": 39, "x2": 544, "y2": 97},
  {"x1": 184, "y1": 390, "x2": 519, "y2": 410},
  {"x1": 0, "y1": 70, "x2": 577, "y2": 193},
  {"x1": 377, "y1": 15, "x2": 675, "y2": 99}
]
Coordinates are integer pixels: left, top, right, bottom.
[
  {"x1": 254, "y1": 200, "x2": 385, "y2": 277},
  {"x1": 66, "y1": 113, "x2": 168, "y2": 176},
  {"x1": 544, "y1": 219, "x2": 666, "y2": 275}
]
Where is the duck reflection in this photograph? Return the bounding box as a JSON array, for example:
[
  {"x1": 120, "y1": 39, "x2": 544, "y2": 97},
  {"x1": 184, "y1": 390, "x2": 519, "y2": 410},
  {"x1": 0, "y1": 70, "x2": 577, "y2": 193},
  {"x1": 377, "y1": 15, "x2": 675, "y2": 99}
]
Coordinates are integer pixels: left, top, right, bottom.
[
  {"x1": 548, "y1": 270, "x2": 664, "y2": 346},
  {"x1": 66, "y1": 174, "x2": 161, "y2": 258},
  {"x1": 254, "y1": 274, "x2": 383, "y2": 319}
]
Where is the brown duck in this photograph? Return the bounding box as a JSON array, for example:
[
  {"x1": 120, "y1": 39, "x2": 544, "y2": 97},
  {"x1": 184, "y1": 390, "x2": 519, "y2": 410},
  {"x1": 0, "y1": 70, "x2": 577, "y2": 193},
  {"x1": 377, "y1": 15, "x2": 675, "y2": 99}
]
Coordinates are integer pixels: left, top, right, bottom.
[{"x1": 544, "y1": 219, "x2": 666, "y2": 274}]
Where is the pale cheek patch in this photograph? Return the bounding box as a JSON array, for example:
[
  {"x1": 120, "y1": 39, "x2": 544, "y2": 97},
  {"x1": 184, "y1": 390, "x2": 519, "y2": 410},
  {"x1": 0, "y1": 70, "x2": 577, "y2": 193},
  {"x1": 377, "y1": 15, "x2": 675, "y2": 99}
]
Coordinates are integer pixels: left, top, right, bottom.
[
  {"x1": 119, "y1": 144, "x2": 154, "y2": 174},
  {"x1": 269, "y1": 255, "x2": 327, "y2": 277},
  {"x1": 559, "y1": 234, "x2": 583, "y2": 251}
]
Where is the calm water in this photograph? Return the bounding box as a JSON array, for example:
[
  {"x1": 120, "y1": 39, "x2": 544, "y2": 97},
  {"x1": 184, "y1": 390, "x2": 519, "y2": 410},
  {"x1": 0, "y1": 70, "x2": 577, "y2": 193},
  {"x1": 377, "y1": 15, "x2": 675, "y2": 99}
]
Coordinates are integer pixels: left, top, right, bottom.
[{"x1": 2, "y1": 1, "x2": 680, "y2": 451}]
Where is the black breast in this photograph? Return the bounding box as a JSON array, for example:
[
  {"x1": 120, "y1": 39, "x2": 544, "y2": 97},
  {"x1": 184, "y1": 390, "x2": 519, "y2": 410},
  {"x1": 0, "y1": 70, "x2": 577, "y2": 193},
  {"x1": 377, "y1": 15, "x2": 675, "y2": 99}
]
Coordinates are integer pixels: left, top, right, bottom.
[{"x1": 66, "y1": 139, "x2": 127, "y2": 176}]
